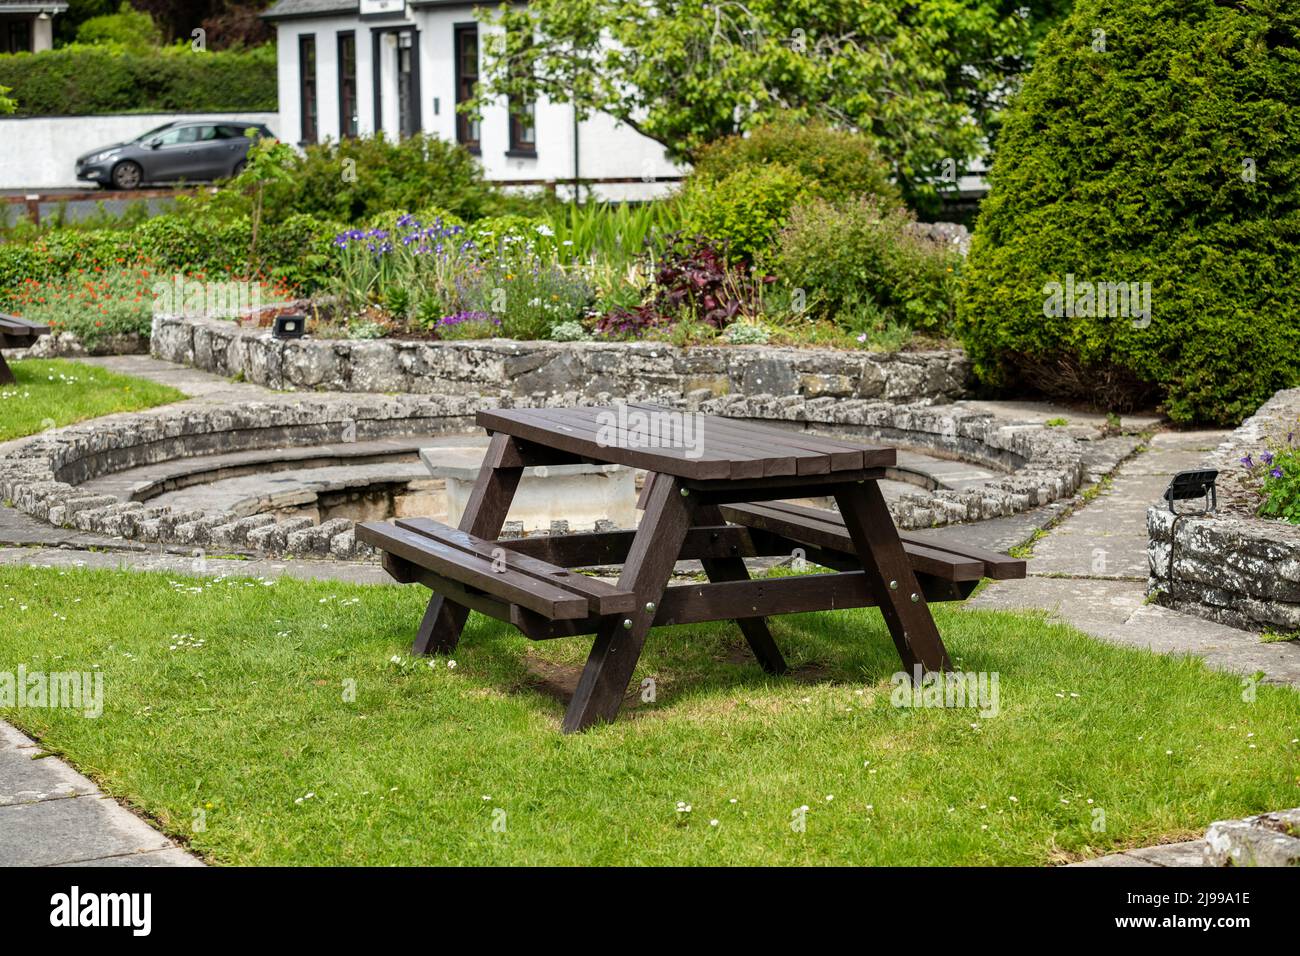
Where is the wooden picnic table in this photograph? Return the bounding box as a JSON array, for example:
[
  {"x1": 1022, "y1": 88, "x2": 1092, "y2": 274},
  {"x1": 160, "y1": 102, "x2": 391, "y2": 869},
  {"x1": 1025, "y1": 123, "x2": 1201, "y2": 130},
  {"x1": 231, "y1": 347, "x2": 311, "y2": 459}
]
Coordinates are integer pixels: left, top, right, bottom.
[
  {"x1": 357, "y1": 403, "x2": 1024, "y2": 732},
  {"x1": 0, "y1": 314, "x2": 50, "y2": 386}
]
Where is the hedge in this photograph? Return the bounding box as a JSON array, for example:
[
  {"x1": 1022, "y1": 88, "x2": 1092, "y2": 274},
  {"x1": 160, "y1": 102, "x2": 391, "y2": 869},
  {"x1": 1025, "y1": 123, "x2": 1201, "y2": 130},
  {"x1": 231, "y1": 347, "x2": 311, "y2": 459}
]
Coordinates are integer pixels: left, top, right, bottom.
[
  {"x1": 0, "y1": 212, "x2": 341, "y2": 301},
  {"x1": 957, "y1": 0, "x2": 1300, "y2": 426},
  {"x1": 0, "y1": 44, "x2": 276, "y2": 115}
]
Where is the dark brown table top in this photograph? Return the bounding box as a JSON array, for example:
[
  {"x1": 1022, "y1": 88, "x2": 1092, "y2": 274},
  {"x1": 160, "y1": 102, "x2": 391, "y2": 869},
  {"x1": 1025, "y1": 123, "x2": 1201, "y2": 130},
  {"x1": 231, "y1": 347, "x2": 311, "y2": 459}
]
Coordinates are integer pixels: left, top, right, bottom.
[{"x1": 476, "y1": 403, "x2": 896, "y2": 480}]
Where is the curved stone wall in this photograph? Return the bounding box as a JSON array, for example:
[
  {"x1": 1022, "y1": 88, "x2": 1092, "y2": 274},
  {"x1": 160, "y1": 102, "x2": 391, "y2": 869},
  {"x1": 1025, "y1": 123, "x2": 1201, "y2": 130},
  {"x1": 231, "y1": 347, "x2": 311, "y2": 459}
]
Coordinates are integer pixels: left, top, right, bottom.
[
  {"x1": 0, "y1": 392, "x2": 1085, "y2": 562},
  {"x1": 150, "y1": 314, "x2": 970, "y2": 405}
]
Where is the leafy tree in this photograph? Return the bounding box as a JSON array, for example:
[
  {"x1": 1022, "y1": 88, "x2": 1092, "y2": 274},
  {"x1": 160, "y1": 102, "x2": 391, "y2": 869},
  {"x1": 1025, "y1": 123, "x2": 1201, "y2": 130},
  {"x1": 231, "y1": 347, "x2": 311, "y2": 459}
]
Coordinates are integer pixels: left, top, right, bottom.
[{"x1": 472, "y1": 0, "x2": 1070, "y2": 202}]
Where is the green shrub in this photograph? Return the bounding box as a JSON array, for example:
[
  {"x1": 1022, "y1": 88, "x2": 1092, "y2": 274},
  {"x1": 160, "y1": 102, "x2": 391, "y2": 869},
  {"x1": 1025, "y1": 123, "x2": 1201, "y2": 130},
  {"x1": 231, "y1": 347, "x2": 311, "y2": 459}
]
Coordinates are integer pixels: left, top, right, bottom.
[
  {"x1": 243, "y1": 134, "x2": 509, "y2": 226},
  {"x1": 548, "y1": 320, "x2": 590, "y2": 342},
  {"x1": 773, "y1": 197, "x2": 959, "y2": 334},
  {"x1": 0, "y1": 43, "x2": 276, "y2": 115},
  {"x1": 691, "y1": 118, "x2": 900, "y2": 206},
  {"x1": 958, "y1": 0, "x2": 1300, "y2": 425},
  {"x1": 466, "y1": 214, "x2": 556, "y2": 254},
  {"x1": 679, "y1": 163, "x2": 812, "y2": 262},
  {"x1": 76, "y1": 3, "x2": 161, "y2": 53}
]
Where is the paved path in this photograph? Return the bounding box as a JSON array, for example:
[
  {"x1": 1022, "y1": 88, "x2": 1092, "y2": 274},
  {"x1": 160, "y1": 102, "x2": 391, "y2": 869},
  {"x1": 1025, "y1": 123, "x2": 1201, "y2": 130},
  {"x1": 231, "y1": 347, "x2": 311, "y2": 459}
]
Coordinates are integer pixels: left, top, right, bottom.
[{"x1": 968, "y1": 430, "x2": 1300, "y2": 688}]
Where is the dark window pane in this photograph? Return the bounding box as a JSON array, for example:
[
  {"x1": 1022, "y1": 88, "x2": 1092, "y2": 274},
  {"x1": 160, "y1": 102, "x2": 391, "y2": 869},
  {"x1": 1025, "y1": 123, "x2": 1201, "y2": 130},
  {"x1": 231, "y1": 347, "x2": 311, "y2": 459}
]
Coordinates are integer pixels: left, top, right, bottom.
[{"x1": 300, "y1": 35, "x2": 318, "y2": 144}]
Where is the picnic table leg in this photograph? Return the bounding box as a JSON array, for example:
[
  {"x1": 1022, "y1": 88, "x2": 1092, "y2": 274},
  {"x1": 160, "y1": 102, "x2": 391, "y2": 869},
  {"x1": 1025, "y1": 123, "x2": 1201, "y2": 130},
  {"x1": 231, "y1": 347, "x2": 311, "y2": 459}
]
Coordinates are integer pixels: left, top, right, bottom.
[
  {"x1": 411, "y1": 432, "x2": 523, "y2": 656},
  {"x1": 562, "y1": 473, "x2": 693, "y2": 733},
  {"x1": 833, "y1": 481, "x2": 953, "y2": 674},
  {"x1": 694, "y1": 503, "x2": 788, "y2": 675},
  {"x1": 0, "y1": 352, "x2": 13, "y2": 387}
]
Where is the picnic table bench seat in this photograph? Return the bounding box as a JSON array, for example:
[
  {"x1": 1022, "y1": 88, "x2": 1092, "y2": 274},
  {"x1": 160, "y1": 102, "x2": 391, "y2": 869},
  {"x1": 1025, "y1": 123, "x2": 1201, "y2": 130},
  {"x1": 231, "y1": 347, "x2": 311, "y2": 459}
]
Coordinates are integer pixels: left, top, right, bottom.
[
  {"x1": 718, "y1": 500, "x2": 1026, "y2": 581},
  {"x1": 360, "y1": 517, "x2": 637, "y2": 622},
  {"x1": 0, "y1": 314, "x2": 50, "y2": 386}
]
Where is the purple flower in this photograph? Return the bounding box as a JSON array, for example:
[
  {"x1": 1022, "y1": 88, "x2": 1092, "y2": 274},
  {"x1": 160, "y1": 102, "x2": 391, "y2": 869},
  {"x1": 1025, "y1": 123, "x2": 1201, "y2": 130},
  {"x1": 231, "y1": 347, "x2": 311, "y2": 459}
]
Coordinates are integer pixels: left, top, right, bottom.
[
  {"x1": 1240, "y1": 454, "x2": 1254, "y2": 468},
  {"x1": 1261, "y1": 451, "x2": 1275, "y2": 466},
  {"x1": 1270, "y1": 467, "x2": 1284, "y2": 479}
]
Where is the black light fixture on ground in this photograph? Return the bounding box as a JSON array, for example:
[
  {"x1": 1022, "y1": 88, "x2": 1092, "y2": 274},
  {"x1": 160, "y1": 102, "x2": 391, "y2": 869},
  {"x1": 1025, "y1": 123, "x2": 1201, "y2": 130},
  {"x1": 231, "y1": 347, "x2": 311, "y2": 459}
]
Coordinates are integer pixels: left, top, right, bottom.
[
  {"x1": 1161, "y1": 468, "x2": 1219, "y2": 588},
  {"x1": 1163, "y1": 469, "x2": 1218, "y2": 515},
  {"x1": 272, "y1": 313, "x2": 307, "y2": 340}
]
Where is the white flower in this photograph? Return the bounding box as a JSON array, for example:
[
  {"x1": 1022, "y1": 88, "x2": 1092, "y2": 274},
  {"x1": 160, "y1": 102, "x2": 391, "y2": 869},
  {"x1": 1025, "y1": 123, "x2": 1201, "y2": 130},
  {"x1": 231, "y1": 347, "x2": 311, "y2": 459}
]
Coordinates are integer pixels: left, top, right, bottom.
[{"x1": 535, "y1": 224, "x2": 555, "y2": 237}]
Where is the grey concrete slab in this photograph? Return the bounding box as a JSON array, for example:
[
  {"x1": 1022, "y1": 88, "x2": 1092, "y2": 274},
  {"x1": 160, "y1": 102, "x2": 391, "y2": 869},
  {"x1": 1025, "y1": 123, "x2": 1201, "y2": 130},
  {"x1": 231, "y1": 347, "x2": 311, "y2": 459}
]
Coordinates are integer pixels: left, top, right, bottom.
[
  {"x1": 0, "y1": 504, "x2": 135, "y2": 551},
  {"x1": 1120, "y1": 603, "x2": 1300, "y2": 685},
  {"x1": 0, "y1": 722, "x2": 201, "y2": 867},
  {"x1": 55, "y1": 847, "x2": 204, "y2": 867},
  {"x1": 0, "y1": 723, "x2": 97, "y2": 807},
  {"x1": 1028, "y1": 472, "x2": 1168, "y2": 579},
  {"x1": 0, "y1": 544, "x2": 393, "y2": 585},
  {"x1": 911, "y1": 502, "x2": 1073, "y2": 555},
  {"x1": 1080, "y1": 435, "x2": 1145, "y2": 484},
  {"x1": 0, "y1": 795, "x2": 174, "y2": 866},
  {"x1": 1070, "y1": 841, "x2": 1208, "y2": 868},
  {"x1": 967, "y1": 576, "x2": 1147, "y2": 636},
  {"x1": 76, "y1": 354, "x2": 282, "y2": 403},
  {"x1": 955, "y1": 399, "x2": 1164, "y2": 432}
]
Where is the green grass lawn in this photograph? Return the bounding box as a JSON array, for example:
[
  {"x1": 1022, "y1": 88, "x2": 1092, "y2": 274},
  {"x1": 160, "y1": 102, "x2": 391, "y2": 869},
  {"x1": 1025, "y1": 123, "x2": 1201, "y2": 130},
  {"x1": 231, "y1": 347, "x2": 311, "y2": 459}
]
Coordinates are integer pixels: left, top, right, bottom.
[
  {"x1": 0, "y1": 358, "x2": 184, "y2": 442},
  {"x1": 1, "y1": 564, "x2": 1296, "y2": 866}
]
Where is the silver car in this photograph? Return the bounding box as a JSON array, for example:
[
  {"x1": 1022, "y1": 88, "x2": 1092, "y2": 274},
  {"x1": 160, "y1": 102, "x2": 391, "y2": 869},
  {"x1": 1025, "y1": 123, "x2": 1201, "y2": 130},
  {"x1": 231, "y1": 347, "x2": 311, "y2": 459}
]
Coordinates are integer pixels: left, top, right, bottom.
[{"x1": 74, "y1": 120, "x2": 276, "y2": 190}]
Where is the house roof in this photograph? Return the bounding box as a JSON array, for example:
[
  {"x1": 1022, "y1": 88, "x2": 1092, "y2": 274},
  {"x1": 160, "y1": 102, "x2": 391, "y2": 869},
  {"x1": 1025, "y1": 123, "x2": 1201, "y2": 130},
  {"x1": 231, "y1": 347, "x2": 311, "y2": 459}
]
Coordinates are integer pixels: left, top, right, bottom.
[
  {"x1": 262, "y1": 0, "x2": 359, "y2": 21},
  {"x1": 0, "y1": 1, "x2": 70, "y2": 12}
]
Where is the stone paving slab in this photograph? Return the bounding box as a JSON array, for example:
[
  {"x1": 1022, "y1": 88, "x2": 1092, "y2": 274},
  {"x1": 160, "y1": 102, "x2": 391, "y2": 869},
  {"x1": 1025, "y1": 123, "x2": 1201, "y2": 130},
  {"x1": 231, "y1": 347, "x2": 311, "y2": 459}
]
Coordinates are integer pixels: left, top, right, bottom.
[
  {"x1": 0, "y1": 724, "x2": 98, "y2": 807},
  {"x1": 1028, "y1": 431, "x2": 1229, "y2": 581},
  {"x1": 0, "y1": 723, "x2": 200, "y2": 866},
  {"x1": 1070, "y1": 841, "x2": 1207, "y2": 868},
  {"x1": 955, "y1": 399, "x2": 1165, "y2": 432},
  {"x1": 967, "y1": 575, "x2": 1300, "y2": 685}
]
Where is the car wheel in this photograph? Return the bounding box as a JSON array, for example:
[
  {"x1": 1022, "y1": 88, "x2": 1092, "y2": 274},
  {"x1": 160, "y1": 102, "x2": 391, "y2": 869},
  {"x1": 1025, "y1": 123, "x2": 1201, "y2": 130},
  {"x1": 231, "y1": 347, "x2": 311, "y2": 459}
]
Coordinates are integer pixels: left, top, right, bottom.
[
  {"x1": 231, "y1": 160, "x2": 247, "y2": 178},
  {"x1": 111, "y1": 161, "x2": 143, "y2": 190}
]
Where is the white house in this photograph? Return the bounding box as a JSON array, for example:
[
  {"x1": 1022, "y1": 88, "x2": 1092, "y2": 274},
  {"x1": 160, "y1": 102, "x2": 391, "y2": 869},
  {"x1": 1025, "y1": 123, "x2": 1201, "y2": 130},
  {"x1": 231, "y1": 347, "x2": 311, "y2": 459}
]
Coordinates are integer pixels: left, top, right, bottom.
[
  {"x1": 262, "y1": 0, "x2": 684, "y2": 200},
  {"x1": 0, "y1": 1, "x2": 67, "y2": 53}
]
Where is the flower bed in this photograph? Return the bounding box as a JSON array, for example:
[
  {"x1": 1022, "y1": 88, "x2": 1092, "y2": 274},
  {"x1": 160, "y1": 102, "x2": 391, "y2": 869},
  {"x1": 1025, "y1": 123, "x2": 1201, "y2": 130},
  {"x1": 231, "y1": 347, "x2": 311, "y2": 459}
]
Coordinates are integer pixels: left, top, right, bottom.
[{"x1": 1148, "y1": 387, "x2": 1300, "y2": 634}]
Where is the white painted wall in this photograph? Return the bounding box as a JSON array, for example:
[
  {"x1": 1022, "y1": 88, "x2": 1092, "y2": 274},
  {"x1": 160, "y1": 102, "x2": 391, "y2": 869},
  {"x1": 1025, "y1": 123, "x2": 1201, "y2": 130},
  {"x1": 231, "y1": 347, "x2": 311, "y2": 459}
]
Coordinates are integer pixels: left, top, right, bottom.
[
  {"x1": 0, "y1": 111, "x2": 281, "y2": 190},
  {"x1": 275, "y1": 9, "x2": 684, "y2": 201}
]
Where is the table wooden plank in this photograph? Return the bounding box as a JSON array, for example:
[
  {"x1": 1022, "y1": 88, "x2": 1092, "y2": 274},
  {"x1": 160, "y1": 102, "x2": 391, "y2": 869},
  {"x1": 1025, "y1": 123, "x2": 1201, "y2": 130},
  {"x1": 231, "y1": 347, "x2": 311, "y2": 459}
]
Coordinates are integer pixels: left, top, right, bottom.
[
  {"x1": 557, "y1": 405, "x2": 773, "y2": 480},
  {"x1": 621, "y1": 403, "x2": 808, "y2": 477},
  {"x1": 477, "y1": 407, "x2": 732, "y2": 480}
]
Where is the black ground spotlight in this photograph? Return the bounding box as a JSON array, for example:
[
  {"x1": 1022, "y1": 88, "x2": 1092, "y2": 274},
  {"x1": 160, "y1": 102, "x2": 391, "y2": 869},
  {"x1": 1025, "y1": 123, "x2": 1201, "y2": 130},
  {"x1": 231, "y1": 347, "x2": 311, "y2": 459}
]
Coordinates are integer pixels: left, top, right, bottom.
[
  {"x1": 272, "y1": 313, "x2": 308, "y2": 339},
  {"x1": 1162, "y1": 469, "x2": 1218, "y2": 515}
]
